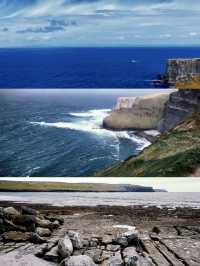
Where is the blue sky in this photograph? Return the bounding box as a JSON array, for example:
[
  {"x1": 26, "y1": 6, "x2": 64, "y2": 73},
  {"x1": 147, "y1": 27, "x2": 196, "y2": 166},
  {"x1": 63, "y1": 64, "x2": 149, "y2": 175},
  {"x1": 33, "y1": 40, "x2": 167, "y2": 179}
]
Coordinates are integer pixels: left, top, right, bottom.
[{"x1": 0, "y1": 0, "x2": 200, "y2": 47}]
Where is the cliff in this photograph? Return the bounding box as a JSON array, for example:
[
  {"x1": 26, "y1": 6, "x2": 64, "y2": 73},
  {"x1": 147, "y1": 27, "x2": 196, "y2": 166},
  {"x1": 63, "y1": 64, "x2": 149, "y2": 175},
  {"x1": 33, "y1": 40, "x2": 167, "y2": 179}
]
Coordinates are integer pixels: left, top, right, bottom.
[
  {"x1": 166, "y1": 58, "x2": 200, "y2": 87},
  {"x1": 96, "y1": 109, "x2": 200, "y2": 177},
  {"x1": 103, "y1": 93, "x2": 170, "y2": 130},
  {"x1": 158, "y1": 89, "x2": 200, "y2": 132}
]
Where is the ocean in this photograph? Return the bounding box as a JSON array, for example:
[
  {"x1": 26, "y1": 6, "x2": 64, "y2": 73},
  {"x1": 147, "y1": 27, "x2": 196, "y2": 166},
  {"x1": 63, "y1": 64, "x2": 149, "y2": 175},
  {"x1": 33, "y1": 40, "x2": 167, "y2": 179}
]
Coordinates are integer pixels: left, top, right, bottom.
[
  {"x1": 0, "y1": 47, "x2": 200, "y2": 88},
  {"x1": 0, "y1": 192, "x2": 200, "y2": 208},
  {"x1": 1, "y1": 89, "x2": 176, "y2": 177}
]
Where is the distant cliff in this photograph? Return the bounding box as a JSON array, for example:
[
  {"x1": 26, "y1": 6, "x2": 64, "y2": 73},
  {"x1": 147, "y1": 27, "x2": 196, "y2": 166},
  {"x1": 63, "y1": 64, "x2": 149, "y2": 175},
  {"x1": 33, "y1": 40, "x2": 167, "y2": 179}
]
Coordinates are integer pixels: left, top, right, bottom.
[
  {"x1": 166, "y1": 58, "x2": 200, "y2": 87},
  {"x1": 103, "y1": 93, "x2": 170, "y2": 130}
]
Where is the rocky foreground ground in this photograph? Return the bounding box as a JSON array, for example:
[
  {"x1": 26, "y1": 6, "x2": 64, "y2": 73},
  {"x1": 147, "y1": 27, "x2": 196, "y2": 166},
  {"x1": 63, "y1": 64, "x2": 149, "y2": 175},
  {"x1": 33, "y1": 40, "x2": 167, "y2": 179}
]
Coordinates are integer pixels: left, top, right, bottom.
[{"x1": 0, "y1": 203, "x2": 200, "y2": 266}]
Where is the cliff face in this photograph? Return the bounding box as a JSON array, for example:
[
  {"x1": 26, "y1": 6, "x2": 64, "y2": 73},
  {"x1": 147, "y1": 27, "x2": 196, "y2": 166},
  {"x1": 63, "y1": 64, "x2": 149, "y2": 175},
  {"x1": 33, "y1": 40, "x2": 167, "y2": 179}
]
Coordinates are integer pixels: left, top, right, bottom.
[
  {"x1": 158, "y1": 89, "x2": 200, "y2": 132},
  {"x1": 167, "y1": 58, "x2": 200, "y2": 86},
  {"x1": 103, "y1": 93, "x2": 170, "y2": 130},
  {"x1": 96, "y1": 109, "x2": 200, "y2": 177}
]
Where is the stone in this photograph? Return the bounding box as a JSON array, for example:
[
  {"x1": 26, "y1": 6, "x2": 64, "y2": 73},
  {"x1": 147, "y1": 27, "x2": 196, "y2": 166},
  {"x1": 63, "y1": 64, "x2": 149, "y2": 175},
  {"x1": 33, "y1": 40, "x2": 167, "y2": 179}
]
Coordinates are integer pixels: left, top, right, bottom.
[
  {"x1": 45, "y1": 215, "x2": 64, "y2": 225},
  {"x1": 36, "y1": 227, "x2": 51, "y2": 237},
  {"x1": 52, "y1": 220, "x2": 60, "y2": 229},
  {"x1": 106, "y1": 244, "x2": 121, "y2": 252},
  {"x1": 61, "y1": 255, "x2": 96, "y2": 266},
  {"x1": 113, "y1": 236, "x2": 128, "y2": 247},
  {"x1": 122, "y1": 230, "x2": 139, "y2": 244},
  {"x1": 0, "y1": 250, "x2": 54, "y2": 266},
  {"x1": 31, "y1": 233, "x2": 46, "y2": 244},
  {"x1": 4, "y1": 207, "x2": 20, "y2": 217},
  {"x1": 0, "y1": 218, "x2": 5, "y2": 233},
  {"x1": 58, "y1": 235, "x2": 73, "y2": 258},
  {"x1": 123, "y1": 247, "x2": 139, "y2": 265},
  {"x1": 102, "y1": 255, "x2": 124, "y2": 266},
  {"x1": 84, "y1": 248, "x2": 102, "y2": 263},
  {"x1": 102, "y1": 235, "x2": 113, "y2": 245},
  {"x1": 34, "y1": 243, "x2": 48, "y2": 257},
  {"x1": 36, "y1": 218, "x2": 52, "y2": 229},
  {"x1": 68, "y1": 230, "x2": 83, "y2": 249},
  {"x1": 21, "y1": 206, "x2": 37, "y2": 216},
  {"x1": 101, "y1": 251, "x2": 114, "y2": 261},
  {"x1": 12, "y1": 214, "x2": 36, "y2": 231},
  {"x1": 82, "y1": 239, "x2": 90, "y2": 247},
  {"x1": 44, "y1": 245, "x2": 59, "y2": 263},
  {"x1": 4, "y1": 219, "x2": 26, "y2": 232},
  {"x1": 2, "y1": 231, "x2": 32, "y2": 242}
]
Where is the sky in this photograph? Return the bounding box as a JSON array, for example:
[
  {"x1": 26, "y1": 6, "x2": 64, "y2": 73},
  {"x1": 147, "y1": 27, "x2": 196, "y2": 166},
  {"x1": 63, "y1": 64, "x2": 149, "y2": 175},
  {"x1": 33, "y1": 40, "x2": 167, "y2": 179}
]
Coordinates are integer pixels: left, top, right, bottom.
[{"x1": 0, "y1": 0, "x2": 200, "y2": 47}]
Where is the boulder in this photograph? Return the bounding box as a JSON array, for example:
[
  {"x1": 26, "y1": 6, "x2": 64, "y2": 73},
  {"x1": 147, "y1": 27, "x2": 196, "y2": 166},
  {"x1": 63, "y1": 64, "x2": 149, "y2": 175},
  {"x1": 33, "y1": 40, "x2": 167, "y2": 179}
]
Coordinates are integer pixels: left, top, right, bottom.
[
  {"x1": 0, "y1": 207, "x2": 4, "y2": 218},
  {"x1": 21, "y1": 206, "x2": 37, "y2": 216},
  {"x1": 68, "y1": 231, "x2": 83, "y2": 249},
  {"x1": 84, "y1": 248, "x2": 102, "y2": 263},
  {"x1": 52, "y1": 220, "x2": 60, "y2": 229},
  {"x1": 0, "y1": 218, "x2": 5, "y2": 233},
  {"x1": 36, "y1": 227, "x2": 51, "y2": 237},
  {"x1": 113, "y1": 236, "x2": 128, "y2": 247},
  {"x1": 12, "y1": 214, "x2": 36, "y2": 231},
  {"x1": 123, "y1": 247, "x2": 154, "y2": 266},
  {"x1": 44, "y1": 245, "x2": 59, "y2": 263},
  {"x1": 4, "y1": 207, "x2": 20, "y2": 217},
  {"x1": 61, "y1": 255, "x2": 96, "y2": 266},
  {"x1": 36, "y1": 218, "x2": 52, "y2": 229},
  {"x1": 31, "y1": 233, "x2": 46, "y2": 244},
  {"x1": 2, "y1": 231, "x2": 32, "y2": 242},
  {"x1": 101, "y1": 251, "x2": 114, "y2": 261},
  {"x1": 58, "y1": 235, "x2": 73, "y2": 258},
  {"x1": 45, "y1": 215, "x2": 64, "y2": 225},
  {"x1": 122, "y1": 230, "x2": 139, "y2": 244},
  {"x1": 102, "y1": 255, "x2": 124, "y2": 266},
  {"x1": 4, "y1": 219, "x2": 27, "y2": 232}
]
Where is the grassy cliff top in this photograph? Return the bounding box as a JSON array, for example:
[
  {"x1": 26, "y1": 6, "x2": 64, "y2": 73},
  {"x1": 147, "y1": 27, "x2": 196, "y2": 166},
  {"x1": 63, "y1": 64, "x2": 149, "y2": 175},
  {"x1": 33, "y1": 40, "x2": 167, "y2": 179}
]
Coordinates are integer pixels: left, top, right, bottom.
[
  {"x1": 176, "y1": 75, "x2": 200, "y2": 89},
  {"x1": 0, "y1": 181, "x2": 153, "y2": 192},
  {"x1": 97, "y1": 111, "x2": 200, "y2": 177}
]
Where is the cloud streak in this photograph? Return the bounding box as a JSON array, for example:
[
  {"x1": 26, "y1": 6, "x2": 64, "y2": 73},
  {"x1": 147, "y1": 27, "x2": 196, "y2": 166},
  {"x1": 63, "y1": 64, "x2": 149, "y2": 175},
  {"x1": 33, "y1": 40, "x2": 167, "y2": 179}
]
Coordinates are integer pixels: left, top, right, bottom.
[{"x1": 0, "y1": 0, "x2": 200, "y2": 47}]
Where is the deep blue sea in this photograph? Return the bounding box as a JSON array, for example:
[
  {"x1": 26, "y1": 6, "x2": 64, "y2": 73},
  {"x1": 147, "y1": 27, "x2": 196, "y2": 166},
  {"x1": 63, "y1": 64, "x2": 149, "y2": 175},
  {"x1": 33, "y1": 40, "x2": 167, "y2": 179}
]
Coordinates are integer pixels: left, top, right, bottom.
[
  {"x1": 0, "y1": 47, "x2": 200, "y2": 88},
  {"x1": 0, "y1": 89, "x2": 174, "y2": 177}
]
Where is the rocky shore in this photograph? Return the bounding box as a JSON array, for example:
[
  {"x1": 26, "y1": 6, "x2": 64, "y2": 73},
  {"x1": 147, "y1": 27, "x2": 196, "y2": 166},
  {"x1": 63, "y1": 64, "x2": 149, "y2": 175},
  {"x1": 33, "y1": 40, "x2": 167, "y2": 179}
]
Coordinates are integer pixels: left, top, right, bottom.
[{"x1": 1, "y1": 203, "x2": 200, "y2": 265}]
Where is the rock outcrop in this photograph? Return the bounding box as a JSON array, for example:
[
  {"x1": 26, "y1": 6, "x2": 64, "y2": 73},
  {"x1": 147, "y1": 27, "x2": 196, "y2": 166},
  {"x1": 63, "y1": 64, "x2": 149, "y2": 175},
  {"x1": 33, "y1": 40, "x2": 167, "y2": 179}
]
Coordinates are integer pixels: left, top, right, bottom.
[
  {"x1": 166, "y1": 58, "x2": 200, "y2": 86},
  {"x1": 103, "y1": 93, "x2": 170, "y2": 130},
  {"x1": 158, "y1": 89, "x2": 200, "y2": 132}
]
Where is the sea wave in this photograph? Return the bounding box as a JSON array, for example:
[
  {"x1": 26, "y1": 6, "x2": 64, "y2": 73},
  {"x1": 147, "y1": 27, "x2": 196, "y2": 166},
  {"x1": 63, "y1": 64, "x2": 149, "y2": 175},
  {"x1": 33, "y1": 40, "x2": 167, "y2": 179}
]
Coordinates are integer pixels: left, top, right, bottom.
[{"x1": 30, "y1": 108, "x2": 150, "y2": 151}]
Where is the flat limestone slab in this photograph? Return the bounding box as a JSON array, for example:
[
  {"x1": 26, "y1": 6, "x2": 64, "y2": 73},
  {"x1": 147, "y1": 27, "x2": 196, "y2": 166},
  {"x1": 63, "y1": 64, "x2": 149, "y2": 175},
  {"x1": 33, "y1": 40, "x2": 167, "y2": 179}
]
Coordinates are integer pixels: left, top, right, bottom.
[{"x1": 0, "y1": 250, "x2": 55, "y2": 266}]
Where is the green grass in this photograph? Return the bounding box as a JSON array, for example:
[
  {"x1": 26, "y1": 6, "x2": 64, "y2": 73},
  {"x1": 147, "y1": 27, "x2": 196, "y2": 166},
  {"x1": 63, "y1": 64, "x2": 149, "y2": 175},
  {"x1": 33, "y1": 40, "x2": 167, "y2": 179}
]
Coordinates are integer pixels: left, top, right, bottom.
[{"x1": 0, "y1": 181, "x2": 122, "y2": 192}]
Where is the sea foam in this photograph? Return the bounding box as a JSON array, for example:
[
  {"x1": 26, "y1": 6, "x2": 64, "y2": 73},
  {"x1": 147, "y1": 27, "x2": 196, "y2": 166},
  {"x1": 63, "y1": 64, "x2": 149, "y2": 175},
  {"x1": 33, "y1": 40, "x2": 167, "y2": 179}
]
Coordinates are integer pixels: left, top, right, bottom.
[{"x1": 30, "y1": 108, "x2": 150, "y2": 151}]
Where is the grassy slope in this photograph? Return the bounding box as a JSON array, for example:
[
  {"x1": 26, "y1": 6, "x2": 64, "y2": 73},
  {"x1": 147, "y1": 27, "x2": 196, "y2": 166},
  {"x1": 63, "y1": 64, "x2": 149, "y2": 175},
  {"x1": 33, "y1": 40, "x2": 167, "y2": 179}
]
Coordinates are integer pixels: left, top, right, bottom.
[
  {"x1": 97, "y1": 111, "x2": 200, "y2": 177},
  {"x1": 176, "y1": 75, "x2": 200, "y2": 89},
  {"x1": 0, "y1": 181, "x2": 122, "y2": 192},
  {"x1": 0, "y1": 181, "x2": 153, "y2": 192}
]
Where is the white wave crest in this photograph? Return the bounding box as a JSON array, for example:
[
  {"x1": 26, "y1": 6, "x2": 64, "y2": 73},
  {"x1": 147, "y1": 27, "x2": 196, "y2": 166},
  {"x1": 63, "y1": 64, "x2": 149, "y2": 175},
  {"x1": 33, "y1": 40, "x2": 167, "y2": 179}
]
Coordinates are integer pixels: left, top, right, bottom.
[{"x1": 30, "y1": 108, "x2": 150, "y2": 151}]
